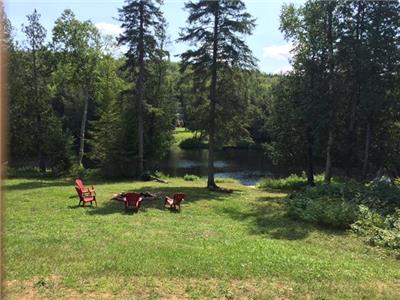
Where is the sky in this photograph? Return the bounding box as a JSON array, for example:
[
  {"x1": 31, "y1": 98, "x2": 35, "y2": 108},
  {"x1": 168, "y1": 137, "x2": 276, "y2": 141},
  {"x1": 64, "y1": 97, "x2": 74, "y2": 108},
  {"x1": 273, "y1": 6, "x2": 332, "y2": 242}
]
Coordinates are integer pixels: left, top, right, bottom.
[{"x1": 5, "y1": 0, "x2": 305, "y2": 74}]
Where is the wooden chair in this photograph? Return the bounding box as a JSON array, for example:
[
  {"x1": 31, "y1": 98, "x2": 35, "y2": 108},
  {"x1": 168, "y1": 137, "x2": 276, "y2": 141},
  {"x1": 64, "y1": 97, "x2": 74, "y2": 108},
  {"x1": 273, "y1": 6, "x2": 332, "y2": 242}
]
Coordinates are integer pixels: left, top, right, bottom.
[
  {"x1": 124, "y1": 192, "x2": 143, "y2": 212},
  {"x1": 75, "y1": 178, "x2": 95, "y2": 194},
  {"x1": 75, "y1": 186, "x2": 97, "y2": 207},
  {"x1": 74, "y1": 178, "x2": 97, "y2": 207},
  {"x1": 164, "y1": 193, "x2": 185, "y2": 211}
]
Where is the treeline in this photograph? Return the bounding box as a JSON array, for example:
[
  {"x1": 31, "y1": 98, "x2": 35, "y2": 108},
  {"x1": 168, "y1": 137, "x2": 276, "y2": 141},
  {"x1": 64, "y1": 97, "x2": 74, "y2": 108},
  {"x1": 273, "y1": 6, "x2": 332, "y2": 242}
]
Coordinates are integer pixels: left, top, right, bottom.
[
  {"x1": 4, "y1": 7, "x2": 178, "y2": 177},
  {"x1": 2, "y1": 0, "x2": 400, "y2": 186},
  {"x1": 2, "y1": 1, "x2": 273, "y2": 182},
  {"x1": 267, "y1": 0, "x2": 400, "y2": 184}
]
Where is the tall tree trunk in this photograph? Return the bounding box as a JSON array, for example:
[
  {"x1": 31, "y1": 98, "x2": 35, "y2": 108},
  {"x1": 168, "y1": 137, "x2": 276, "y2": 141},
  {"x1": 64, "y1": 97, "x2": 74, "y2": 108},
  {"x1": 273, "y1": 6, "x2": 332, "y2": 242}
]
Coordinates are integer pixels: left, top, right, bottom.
[
  {"x1": 137, "y1": 0, "x2": 145, "y2": 177},
  {"x1": 345, "y1": 2, "x2": 365, "y2": 177},
  {"x1": 78, "y1": 84, "x2": 89, "y2": 166},
  {"x1": 207, "y1": 4, "x2": 219, "y2": 190},
  {"x1": 362, "y1": 121, "x2": 371, "y2": 180},
  {"x1": 324, "y1": 2, "x2": 335, "y2": 184},
  {"x1": 33, "y1": 45, "x2": 46, "y2": 172},
  {"x1": 306, "y1": 127, "x2": 315, "y2": 186}
]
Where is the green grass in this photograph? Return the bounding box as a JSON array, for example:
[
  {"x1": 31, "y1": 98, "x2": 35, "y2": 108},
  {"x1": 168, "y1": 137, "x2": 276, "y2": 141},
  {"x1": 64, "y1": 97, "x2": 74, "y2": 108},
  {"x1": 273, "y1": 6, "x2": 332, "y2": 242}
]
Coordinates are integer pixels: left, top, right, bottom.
[
  {"x1": 257, "y1": 174, "x2": 327, "y2": 190},
  {"x1": 172, "y1": 127, "x2": 196, "y2": 148},
  {"x1": 4, "y1": 177, "x2": 400, "y2": 299}
]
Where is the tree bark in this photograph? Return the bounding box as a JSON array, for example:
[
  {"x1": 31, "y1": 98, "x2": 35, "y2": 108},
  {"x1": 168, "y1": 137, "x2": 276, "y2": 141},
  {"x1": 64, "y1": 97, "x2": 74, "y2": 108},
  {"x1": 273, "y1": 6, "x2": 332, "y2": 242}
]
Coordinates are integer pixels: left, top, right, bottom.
[
  {"x1": 137, "y1": 0, "x2": 145, "y2": 177},
  {"x1": 306, "y1": 127, "x2": 315, "y2": 186},
  {"x1": 324, "y1": 2, "x2": 335, "y2": 184},
  {"x1": 362, "y1": 121, "x2": 371, "y2": 181},
  {"x1": 345, "y1": 2, "x2": 365, "y2": 177},
  {"x1": 32, "y1": 41, "x2": 46, "y2": 172},
  {"x1": 78, "y1": 84, "x2": 89, "y2": 166},
  {"x1": 207, "y1": 3, "x2": 219, "y2": 190}
]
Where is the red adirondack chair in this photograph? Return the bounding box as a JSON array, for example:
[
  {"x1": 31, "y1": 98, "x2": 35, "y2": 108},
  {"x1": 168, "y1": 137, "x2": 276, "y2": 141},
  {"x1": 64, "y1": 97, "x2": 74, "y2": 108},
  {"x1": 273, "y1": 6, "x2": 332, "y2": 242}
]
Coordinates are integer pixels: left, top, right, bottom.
[
  {"x1": 124, "y1": 192, "x2": 143, "y2": 212},
  {"x1": 75, "y1": 186, "x2": 97, "y2": 207},
  {"x1": 74, "y1": 178, "x2": 97, "y2": 207},
  {"x1": 164, "y1": 193, "x2": 185, "y2": 210},
  {"x1": 75, "y1": 178, "x2": 95, "y2": 194}
]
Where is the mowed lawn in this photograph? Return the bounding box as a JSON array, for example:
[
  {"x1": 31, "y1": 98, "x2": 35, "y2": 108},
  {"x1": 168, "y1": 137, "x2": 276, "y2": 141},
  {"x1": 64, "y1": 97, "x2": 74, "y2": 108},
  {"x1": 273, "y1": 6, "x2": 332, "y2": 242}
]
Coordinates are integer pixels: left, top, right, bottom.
[{"x1": 3, "y1": 177, "x2": 400, "y2": 299}]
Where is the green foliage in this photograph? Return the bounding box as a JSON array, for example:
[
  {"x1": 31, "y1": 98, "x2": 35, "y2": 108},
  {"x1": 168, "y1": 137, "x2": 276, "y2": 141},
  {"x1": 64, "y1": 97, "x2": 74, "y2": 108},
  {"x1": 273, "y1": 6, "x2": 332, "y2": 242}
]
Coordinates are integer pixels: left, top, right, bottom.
[
  {"x1": 69, "y1": 164, "x2": 86, "y2": 179},
  {"x1": 257, "y1": 174, "x2": 325, "y2": 190},
  {"x1": 287, "y1": 192, "x2": 359, "y2": 229},
  {"x1": 352, "y1": 206, "x2": 400, "y2": 252},
  {"x1": 183, "y1": 174, "x2": 200, "y2": 181},
  {"x1": 286, "y1": 177, "x2": 400, "y2": 251},
  {"x1": 179, "y1": 137, "x2": 208, "y2": 149}
]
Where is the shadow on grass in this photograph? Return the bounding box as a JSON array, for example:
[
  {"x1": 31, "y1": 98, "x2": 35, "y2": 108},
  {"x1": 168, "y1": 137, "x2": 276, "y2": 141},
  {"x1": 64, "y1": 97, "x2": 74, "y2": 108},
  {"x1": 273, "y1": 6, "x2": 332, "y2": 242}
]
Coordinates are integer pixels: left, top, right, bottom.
[
  {"x1": 87, "y1": 186, "x2": 231, "y2": 216},
  {"x1": 4, "y1": 180, "x2": 73, "y2": 191},
  {"x1": 222, "y1": 194, "x2": 345, "y2": 241}
]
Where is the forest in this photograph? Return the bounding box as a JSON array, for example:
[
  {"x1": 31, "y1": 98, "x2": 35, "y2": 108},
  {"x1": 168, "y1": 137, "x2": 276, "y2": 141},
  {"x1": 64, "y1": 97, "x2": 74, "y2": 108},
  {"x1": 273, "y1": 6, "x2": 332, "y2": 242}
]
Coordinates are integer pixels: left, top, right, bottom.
[{"x1": 3, "y1": 0, "x2": 399, "y2": 186}]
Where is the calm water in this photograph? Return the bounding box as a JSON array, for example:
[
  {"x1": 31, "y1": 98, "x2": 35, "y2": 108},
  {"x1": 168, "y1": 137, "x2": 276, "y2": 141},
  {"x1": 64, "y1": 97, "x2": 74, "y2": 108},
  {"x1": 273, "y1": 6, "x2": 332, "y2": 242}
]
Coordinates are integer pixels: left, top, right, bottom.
[{"x1": 156, "y1": 148, "x2": 293, "y2": 186}]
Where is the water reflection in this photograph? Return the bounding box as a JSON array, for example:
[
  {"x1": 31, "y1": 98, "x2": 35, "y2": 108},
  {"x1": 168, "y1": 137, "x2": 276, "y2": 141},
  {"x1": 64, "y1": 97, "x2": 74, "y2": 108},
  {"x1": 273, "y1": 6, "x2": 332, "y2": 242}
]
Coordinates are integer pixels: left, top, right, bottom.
[{"x1": 155, "y1": 148, "x2": 292, "y2": 186}]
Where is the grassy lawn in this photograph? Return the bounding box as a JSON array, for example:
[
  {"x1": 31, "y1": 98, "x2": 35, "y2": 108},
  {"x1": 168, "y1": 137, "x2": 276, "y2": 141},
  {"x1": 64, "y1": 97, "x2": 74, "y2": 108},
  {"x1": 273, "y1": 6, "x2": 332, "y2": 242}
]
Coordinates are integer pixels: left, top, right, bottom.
[
  {"x1": 172, "y1": 128, "x2": 195, "y2": 148},
  {"x1": 3, "y1": 177, "x2": 400, "y2": 299}
]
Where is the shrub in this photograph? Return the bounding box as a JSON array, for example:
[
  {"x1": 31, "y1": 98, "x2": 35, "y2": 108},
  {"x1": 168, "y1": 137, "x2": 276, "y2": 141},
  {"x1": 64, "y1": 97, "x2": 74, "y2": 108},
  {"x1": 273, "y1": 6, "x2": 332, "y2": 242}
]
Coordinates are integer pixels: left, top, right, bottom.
[
  {"x1": 352, "y1": 206, "x2": 400, "y2": 252},
  {"x1": 257, "y1": 173, "x2": 325, "y2": 190},
  {"x1": 353, "y1": 180, "x2": 400, "y2": 215},
  {"x1": 183, "y1": 174, "x2": 200, "y2": 181},
  {"x1": 179, "y1": 137, "x2": 208, "y2": 149},
  {"x1": 287, "y1": 192, "x2": 359, "y2": 229},
  {"x1": 69, "y1": 164, "x2": 87, "y2": 179}
]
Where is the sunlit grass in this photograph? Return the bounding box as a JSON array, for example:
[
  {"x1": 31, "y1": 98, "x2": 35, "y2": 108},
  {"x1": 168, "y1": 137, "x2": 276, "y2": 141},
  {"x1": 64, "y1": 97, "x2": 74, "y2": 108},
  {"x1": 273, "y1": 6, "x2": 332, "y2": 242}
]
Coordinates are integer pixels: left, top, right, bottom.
[
  {"x1": 3, "y1": 177, "x2": 400, "y2": 299},
  {"x1": 172, "y1": 127, "x2": 195, "y2": 148}
]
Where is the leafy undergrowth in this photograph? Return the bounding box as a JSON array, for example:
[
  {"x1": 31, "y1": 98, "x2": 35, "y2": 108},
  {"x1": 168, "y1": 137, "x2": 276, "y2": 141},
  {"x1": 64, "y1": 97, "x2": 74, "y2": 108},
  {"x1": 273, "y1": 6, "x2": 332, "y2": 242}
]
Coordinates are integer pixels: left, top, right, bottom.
[
  {"x1": 4, "y1": 177, "x2": 400, "y2": 299},
  {"x1": 257, "y1": 174, "x2": 327, "y2": 190},
  {"x1": 285, "y1": 178, "x2": 400, "y2": 255}
]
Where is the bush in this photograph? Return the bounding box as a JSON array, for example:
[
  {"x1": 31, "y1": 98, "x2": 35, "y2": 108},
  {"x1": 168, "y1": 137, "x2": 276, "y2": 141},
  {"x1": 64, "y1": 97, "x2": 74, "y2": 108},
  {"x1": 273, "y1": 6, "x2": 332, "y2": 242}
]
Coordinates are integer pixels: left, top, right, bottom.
[
  {"x1": 287, "y1": 192, "x2": 359, "y2": 229},
  {"x1": 69, "y1": 164, "x2": 87, "y2": 179},
  {"x1": 352, "y1": 206, "x2": 400, "y2": 251},
  {"x1": 257, "y1": 173, "x2": 325, "y2": 190},
  {"x1": 183, "y1": 174, "x2": 200, "y2": 181},
  {"x1": 353, "y1": 180, "x2": 400, "y2": 215},
  {"x1": 179, "y1": 137, "x2": 208, "y2": 149}
]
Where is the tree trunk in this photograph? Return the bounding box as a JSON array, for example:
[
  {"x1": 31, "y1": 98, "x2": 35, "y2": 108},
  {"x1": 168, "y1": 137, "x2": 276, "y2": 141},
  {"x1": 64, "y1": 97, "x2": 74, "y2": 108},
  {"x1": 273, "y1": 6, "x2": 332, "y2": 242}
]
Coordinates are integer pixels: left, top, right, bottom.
[
  {"x1": 207, "y1": 4, "x2": 219, "y2": 190},
  {"x1": 306, "y1": 127, "x2": 315, "y2": 186},
  {"x1": 78, "y1": 85, "x2": 89, "y2": 166},
  {"x1": 362, "y1": 121, "x2": 371, "y2": 180},
  {"x1": 324, "y1": 2, "x2": 335, "y2": 184},
  {"x1": 345, "y1": 2, "x2": 365, "y2": 177},
  {"x1": 32, "y1": 44, "x2": 46, "y2": 173},
  {"x1": 137, "y1": 0, "x2": 145, "y2": 177}
]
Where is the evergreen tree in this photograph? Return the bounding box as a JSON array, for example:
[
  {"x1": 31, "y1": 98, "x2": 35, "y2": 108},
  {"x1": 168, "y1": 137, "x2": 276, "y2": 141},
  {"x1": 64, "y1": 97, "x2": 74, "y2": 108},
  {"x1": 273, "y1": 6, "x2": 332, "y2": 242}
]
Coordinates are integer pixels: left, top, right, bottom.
[
  {"x1": 179, "y1": 0, "x2": 256, "y2": 189},
  {"x1": 22, "y1": 9, "x2": 48, "y2": 171},
  {"x1": 117, "y1": 0, "x2": 166, "y2": 177}
]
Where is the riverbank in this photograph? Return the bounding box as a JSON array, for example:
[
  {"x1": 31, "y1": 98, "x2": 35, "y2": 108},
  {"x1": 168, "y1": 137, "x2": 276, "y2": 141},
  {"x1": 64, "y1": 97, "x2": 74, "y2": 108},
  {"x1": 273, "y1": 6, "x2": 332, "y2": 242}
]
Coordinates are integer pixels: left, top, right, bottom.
[
  {"x1": 4, "y1": 177, "x2": 400, "y2": 299},
  {"x1": 173, "y1": 127, "x2": 261, "y2": 150}
]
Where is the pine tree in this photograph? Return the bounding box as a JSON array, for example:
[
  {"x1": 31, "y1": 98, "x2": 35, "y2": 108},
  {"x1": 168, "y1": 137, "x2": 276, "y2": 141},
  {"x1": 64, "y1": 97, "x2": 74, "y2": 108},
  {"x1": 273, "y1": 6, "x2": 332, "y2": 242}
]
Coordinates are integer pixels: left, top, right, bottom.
[
  {"x1": 117, "y1": 0, "x2": 166, "y2": 177},
  {"x1": 179, "y1": 0, "x2": 256, "y2": 190},
  {"x1": 22, "y1": 9, "x2": 48, "y2": 172}
]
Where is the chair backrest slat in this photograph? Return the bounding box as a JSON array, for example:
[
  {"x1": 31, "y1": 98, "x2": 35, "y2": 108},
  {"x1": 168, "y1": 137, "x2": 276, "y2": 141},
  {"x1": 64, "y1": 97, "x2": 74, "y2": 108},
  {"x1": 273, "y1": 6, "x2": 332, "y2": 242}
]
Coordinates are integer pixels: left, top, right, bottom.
[
  {"x1": 125, "y1": 192, "x2": 142, "y2": 206},
  {"x1": 75, "y1": 179, "x2": 84, "y2": 191},
  {"x1": 173, "y1": 193, "x2": 185, "y2": 204}
]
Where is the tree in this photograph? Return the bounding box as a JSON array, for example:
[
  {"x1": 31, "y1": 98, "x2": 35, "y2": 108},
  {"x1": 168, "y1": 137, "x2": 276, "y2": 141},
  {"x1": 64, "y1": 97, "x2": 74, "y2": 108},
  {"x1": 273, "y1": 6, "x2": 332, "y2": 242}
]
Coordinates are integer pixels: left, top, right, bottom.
[
  {"x1": 118, "y1": 0, "x2": 166, "y2": 177},
  {"x1": 52, "y1": 9, "x2": 101, "y2": 166},
  {"x1": 179, "y1": 0, "x2": 256, "y2": 189},
  {"x1": 21, "y1": 10, "x2": 49, "y2": 172}
]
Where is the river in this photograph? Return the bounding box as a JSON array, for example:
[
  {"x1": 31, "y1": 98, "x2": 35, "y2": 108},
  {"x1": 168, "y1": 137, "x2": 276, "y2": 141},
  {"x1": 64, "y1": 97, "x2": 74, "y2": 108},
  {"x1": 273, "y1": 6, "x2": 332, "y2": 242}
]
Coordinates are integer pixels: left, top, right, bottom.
[{"x1": 156, "y1": 148, "x2": 293, "y2": 186}]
